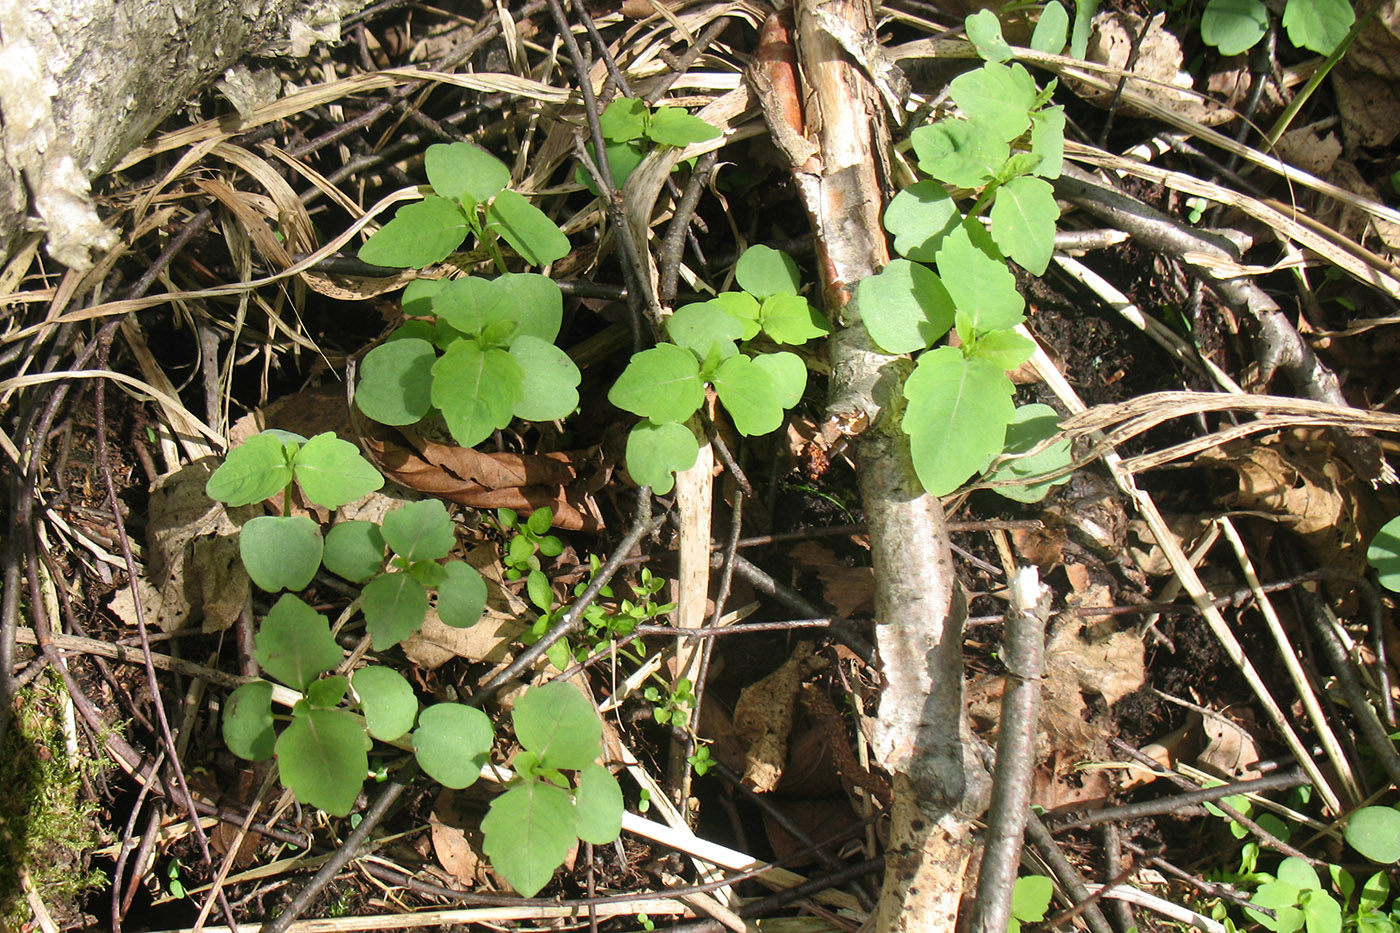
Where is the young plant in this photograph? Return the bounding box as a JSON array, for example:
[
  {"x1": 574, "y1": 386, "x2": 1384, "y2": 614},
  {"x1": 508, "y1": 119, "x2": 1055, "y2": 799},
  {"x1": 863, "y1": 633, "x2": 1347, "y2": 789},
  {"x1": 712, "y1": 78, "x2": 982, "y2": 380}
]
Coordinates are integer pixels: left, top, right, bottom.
[
  {"x1": 1201, "y1": 0, "x2": 1354, "y2": 57},
  {"x1": 205, "y1": 429, "x2": 385, "y2": 591},
  {"x1": 482, "y1": 680, "x2": 624, "y2": 896},
  {"x1": 579, "y1": 96, "x2": 722, "y2": 192},
  {"x1": 1007, "y1": 875, "x2": 1054, "y2": 933},
  {"x1": 496, "y1": 506, "x2": 565, "y2": 607},
  {"x1": 609, "y1": 244, "x2": 830, "y2": 492},
  {"x1": 352, "y1": 144, "x2": 581, "y2": 449},
  {"x1": 323, "y1": 498, "x2": 489, "y2": 649},
  {"x1": 644, "y1": 677, "x2": 695, "y2": 727},
  {"x1": 222, "y1": 594, "x2": 493, "y2": 815},
  {"x1": 854, "y1": 11, "x2": 1074, "y2": 498}
]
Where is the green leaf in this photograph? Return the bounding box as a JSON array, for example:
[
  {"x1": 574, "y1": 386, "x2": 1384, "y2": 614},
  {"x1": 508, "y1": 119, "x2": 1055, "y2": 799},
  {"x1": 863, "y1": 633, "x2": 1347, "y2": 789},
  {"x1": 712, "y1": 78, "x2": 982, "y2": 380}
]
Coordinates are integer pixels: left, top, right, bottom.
[
  {"x1": 1071, "y1": 0, "x2": 1099, "y2": 58},
  {"x1": 323, "y1": 521, "x2": 387, "y2": 583},
  {"x1": 425, "y1": 142, "x2": 510, "y2": 203},
  {"x1": 437, "y1": 561, "x2": 487, "y2": 627},
  {"x1": 903, "y1": 347, "x2": 1016, "y2": 495},
  {"x1": 884, "y1": 181, "x2": 960, "y2": 262},
  {"x1": 712, "y1": 354, "x2": 785, "y2": 436},
  {"x1": 362, "y1": 572, "x2": 431, "y2": 649},
  {"x1": 498, "y1": 273, "x2": 564, "y2": 343},
  {"x1": 966, "y1": 9, "x2": 1013, "y2": 62},
  {"x1": 509, "y1": 335, "x2": 581, "y2": 421},
  {"x1": 1346, "y1": 807, "x2": 1400, "y2": 863},
  {"x1": 409, "y1": 559, "x2": 448, "y2": 587},
  {"x1": 667, "y1": 302, "x2": 743, "y2": 361},
  {"x1": 735, "y1": 245, "x2": 802, "y2": 299},
  {"x1": 352, "y1": 666, "x2": 418, "y2": 741},
  {"x1": 276, "y1": 707, "x2": 367, "y2": 816},
  {"x1": 292, "y1": 433, "x2": 384, "y2": 510},
  {"x1": 359, "y1": 196, "x2": 471, "y2": 268},
  {"x1": 1011, "y1": 875, "x2": 1054, "y2": 921},
  {"x1": 1367, "y1": 517, "x2": 1400, "y2": 592},
  {"x1": 608, "y1": 343, "x2": 704, "y2": 424},
  {"x1": 223, "y1": 681, "x2": 275, "y2": 761},
  {"x1": 527, "y1": 507, "x2": 554, "y2": 536},
  {"x1": 1249, "y1": 881, "x2": 1307, "y2": 933},
  {"x1": 710, "y1": 292, "x2": 762, "y2": 340},
  {"x1": 432, "y1": 277, "x2": 515, "y2": 337},
  {"x1": 990, "y1": 175, "x2": 1060, "y2": 275},
  {"x1": 382, "y1": 498, "x2": 456, "y2": 562},
  {"x1": 758, "y1": 293, "x2": 830, "y2": 345},
  {"x1": 527, "y1": 568, "x2": 553, "y2": 611},
  {"x1": 576, "y1": 139, "x2": 646, "y2": 194},
  {"x1": 1029, "y1": 106, "x2": 1066, "y2": 180},
  {"x1": 1031, "y1": 1, "x2": 1070, "y2": 53},
  {"x1": 1202, "y1": 0, "x2": 1269, "y2": 54},
  {"x1": 857, "y1": 258, "x2": 955, "y2": 354},
  {"x1": 968, "y1": 329, "x2": 1035, "y2": 370},
  {"x1": 1278, "y1": 857, "x2": 1321, "y2": 892},
  {"x1": 356, "y1": 338, "x2": 437, "y2": 426},
  {"x1": 514, "y1": 679, "x2": 603, "y2": 770},
  {"x1": 240, "y1": 515, "x2": 323, "y2": 592},
  {"x1": 575, "y1": 762, "x2": 624, "y2": 844},
  {"x1": 1360, "y1": 871, "x2": 1390, "y2": 911},
  {"x1": 600, "y1": 97, "x2": 649, "y2": 142},
  {"x1": 625, "y1": 421, "x2": 699, "y2": 495},
  {"x1": 481, "y1": 780, "x2": 577, "y2": 896},
  {"x1": 401, "y1": 279, "x2": 444, "y2": 317},
  {"x1": 254, "y1": 594, "x2": 343, "y2": 691},
  {"x1": 431, "y1": 341, "x2": 525, "y2": 447},
  {"x1": 949, "y1": 62, "x2": 1038, "y2": 142},
  {"x1": 412, "y1": 702, "x2": 493, "y2": 788},
  {"x1": 485, "y1": 190, "x2": 570, "y2": 267},
  {"x1": 910, "y1": 119, "x2": 1009, "y2": 188},
  {"x1": 1302, "y1": 890, "x2": 1343, "y2": 933},
  {"x1": 1282, "y1": 0, "x2": 1353, "y2": 54},
  {"x1": 936, "y1": 221, "x2": 1024, "y2": 332},
  {"x1": 206, "y1": 433, "x2": 293, "y2": 506},
  {"x1": 751, "y1": 351, "x2": 807, "y2": 409},
  {"x1": 647, "y1": 106, "x2": 723, "y2": 147},
  {"x1": 306, "y1": 674, "x2": 350, "y2": 708}
]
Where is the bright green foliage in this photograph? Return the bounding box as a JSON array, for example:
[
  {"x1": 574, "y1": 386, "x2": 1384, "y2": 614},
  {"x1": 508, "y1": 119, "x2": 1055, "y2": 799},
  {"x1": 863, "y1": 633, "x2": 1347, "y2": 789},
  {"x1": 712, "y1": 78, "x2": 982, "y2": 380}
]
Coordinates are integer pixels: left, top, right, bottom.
[
  {"x1": 383, "y1": 499, "x2": 456, "y2": 561},
  {"x1": 966, "y1": 8, "x2": 1013, "y2": 61},
  {"x1": 481, "y1": 680, "x2": 622, "y2": 896},
  {"x1": 856, "y1": 258, "x2": 955, "y2": 354},
  {"x1": 1246, "y1": 858, "x2": 1345, "y2": 933},
  {"x1": 647, "y1": 106, "x2": 724, "y2": 147},
  {"x1": 207, "y1": 430, "x2": 384, "y2": 510},
  {"x1": 437, "y1": 560, "x2": 488, "y2": 627},
  {"x1": 644, "y1": 677, "x2": 695, "y2": 727},
  {"x1": 497, "y1": 507, "x2": 565, "y2": 615},
  {"x1": 939, "y1": 223, "x2": 1026, "y2": 332},
  {"x1": 276, "y1": 706, "x2": 369, "y2": 817},
  {"x1": 982, "y1": 403, "x2": 1073, "y2": 502},
  {"x1": 412, "y1": 703, "x2": 493, "y2": 788},
  {"x1": 223, "y1": 681, "x2": 275, "y2": 760},
  {"x1": 1346, "y1": 807, "x2": 1400, "y2": 863},
  {"x1": 239, "y1": 515, "x2": 323, "y2": 592},
  {"x1": 323, "y1": 521, "x2": 388, "y2": 583},
  {"x1": 1031, "y1": 1, "x2": 1069, "y2": 53},
  {"x1": 579, "y1": 97, "x2": 720, "y2": 193},
  {"x1": 1201, "y1": 0, "x2": 1354, "y2": 55},
  {"x1": 1008, "y1": 875, "x2": 1054, "y2": 933},
  {"x1": 883, "y1": 181, "x2": 959, "y2": 262},
  {"x1": 1366, "y1": 517, "x2": 1400, "y2": 591},
  {"x1": 611, "y1": 244, "x2": 821, "y2": 491},
  {"x1": 912, "y1": 120, "x2": 1009, "y2": 188},
  {"x1": 989, "y1": 176, "x2": 1058, "y2": 275},
  {"x1": 949, "y1": 62, "x2": 1038, "y2": 142},
  {"x1": 253, "y1": 594, "x2": 343, "y2": 691},
  {"x1": 352, "y1": 666, "x2": 418, "y2": 741},
  {"x1": 362, "y1": 573, "x2": 431, "y2": 650},
  {"x1": 356, "y1": 272, "x2": 580, "y2": 449},
  {"x1": 904, "y1": 348, "x2": 1017, "y2": 496},
  {"x1": 359, "y1": 143, "x2": 567, "y2": 269}
]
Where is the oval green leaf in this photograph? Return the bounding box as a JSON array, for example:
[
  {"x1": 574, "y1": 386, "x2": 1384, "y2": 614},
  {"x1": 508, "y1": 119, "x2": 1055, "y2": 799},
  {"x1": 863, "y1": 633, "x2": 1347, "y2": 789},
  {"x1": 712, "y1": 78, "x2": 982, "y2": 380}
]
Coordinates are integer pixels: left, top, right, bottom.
[
  {"x1": 323, "y1": 520, "x2": 387, "y2": 583},
  {"x1": 575, "y1": 762, "x2": 624, "y2": 844},
  {"x1": 608, "y1": 343, "x2": 704, "y2": 424},
  {"x1": 437, "y1": 560, "x2": 487, "y2": 627},
  {"x1": 431, "y1": 341, "x2": 524, "y2": 447},
  {"x1": 712, "y1": 354, "x2": 784, "y2": 437},
  {"x1": 425, "y1": 142, "x2": 510, "y2": 203},
  {"x1": 412, "y1": 702, "x2": 493, "y2": 788},
  {"x1": 510, "y1": 336, "x2": 581, "y2": 422},
  {"x1": 1346, "y1": 807, "x2": 1400, "y2": 863},
  {"x1": 253, "y1": 594, "x2": 343, "y2": 691},
  {"x1": 292, "y1": 432, "x2": 384, "y2": 510},
  {"x1": 481, "y1": 780, "x2": 577, "y2": 897},
  {"x1": 381, "y1": 498, "x2": 455, "y2": 562},
  {"x1": 353, "y1": 666, "x2": 418, "y2": 741},
  {"x1": 359, "y1": 196, "x2": 471, "y2": 268},
  {"x1": 356, "y1": 338, "x2": 437, "y2": 426},
  {"x1": 275, "y1": 707, "x2": 368, "y2": 816},
  {"x1": 362, "y1": 572, "x2": 430, "y2": 649},
  {"x1": 856, "y1": 258, "x2": 955, "y2": 354},
  {"x1": 206, "y1": 433, "x2": 294, "y2": 507},
  {"x1": 514, "y1": 679, "x2": 603, "y2": 770},
  {"x1": 486, "y1": 189, "x2": 570, "y2": 267},
  {"x1": 223, "y1": 681, "x2": 275, "y2": 761},
  {"x1": 735, "y1": 244, "x2": 802, "y2": 299},
  {"x1": 1366, "y1": 517, "x2": 1400, "y2": 593},
  {"x1": 903, "y1": 347, "x2": 1016, "y2": 496},
  {"x1": 884, "y1": 181, "x2": 959, "y2": 262},
  {"x1": 240, "y1": 515, "x2": 323, "y2": 592},
  {"x1": 625, "y1": 420, "x2": 699, "y2": 495}
]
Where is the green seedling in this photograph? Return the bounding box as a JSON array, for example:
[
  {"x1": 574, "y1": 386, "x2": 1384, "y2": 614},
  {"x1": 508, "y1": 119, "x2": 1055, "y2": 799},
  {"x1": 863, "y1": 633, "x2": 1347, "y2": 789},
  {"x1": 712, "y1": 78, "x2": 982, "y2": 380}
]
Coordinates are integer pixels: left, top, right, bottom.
[
  {"x1": 610, "y1": 244, "x2": 828, "y2": 493},
  {"x1": 578, "y1": 96, "x2": 721, "y2": 193},
  {"x1": 352, "y1": 143, "x2": 581, "y2": 449},
  {"x1": 323, "y1": 498, "x2": 488, "y2": 649},
  {"x1": 205, "y1": 430, "x2": 385, "y2": 591},
  {"x1": 483, "y1": 680, "x2": 624, "y2": 896},
  {"x1": 1201, "y1": 0, "x2": 1354, "y2": 56},
  {"x1": 359, "y1": 141, "x2": 569, "y2": 269},
  {"x1": 853, "y1": 12, "x2": 1074, "y2": 498},
  {"x1": 1007, "y1": 874, "x2": 1054, "y2": 933},
  {"x1": 644, "y1": 677, "x2": 695, "y2": 727},
  {"x1": 687, "y1": 744, "x2": 713, "y2": 777}
]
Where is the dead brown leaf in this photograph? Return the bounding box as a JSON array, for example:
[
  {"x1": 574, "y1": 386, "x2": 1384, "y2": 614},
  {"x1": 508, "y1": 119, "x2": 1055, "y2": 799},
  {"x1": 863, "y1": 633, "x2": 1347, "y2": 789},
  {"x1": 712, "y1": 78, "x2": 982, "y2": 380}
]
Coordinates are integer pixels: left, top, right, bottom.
[
  {"x1": 1333, "y1": 0, "x2": 1400, "y2": 148},
  {"x1": 429, "y1": 789, "x2": 493, "y2": 888},
  {"x1": 1078, "y1": 11, "x2": 1230, "y2": 124},
  {"x1": 790, "y1": 541, "x2": 874, "y2": 618},
  {"x1": 403, "y1": 545, "x2": 527, "y2": 673},
  {"x1": 732, "y1": 642, "x2": 824, "y2": 792}
]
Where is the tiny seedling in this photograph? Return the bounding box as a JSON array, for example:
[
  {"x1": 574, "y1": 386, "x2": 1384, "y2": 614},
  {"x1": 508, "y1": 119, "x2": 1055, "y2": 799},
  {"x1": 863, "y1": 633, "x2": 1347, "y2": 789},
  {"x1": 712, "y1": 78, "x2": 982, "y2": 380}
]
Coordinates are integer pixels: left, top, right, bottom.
[
  {"x1": 578, "y1": 96, "x2": 721, "y2": 192},
  {"x1": 1007, "y1": 874, "x2": 1054, "y2": 933},
  {"x1": 687, "y1": 744, "x2": 714, "y2": 777},
  {"x1": 644, "y1": 677, "x2": 695, "y2": 727},
  {"x1": 205, "y1": 430, "x2": 385, "y2": 592},
  {"x1": 609, "y1": 244, "x2": 829, "y2": 493},
  {"x1": 482, "y1": 680, "x2": 624, "y2": 896}
]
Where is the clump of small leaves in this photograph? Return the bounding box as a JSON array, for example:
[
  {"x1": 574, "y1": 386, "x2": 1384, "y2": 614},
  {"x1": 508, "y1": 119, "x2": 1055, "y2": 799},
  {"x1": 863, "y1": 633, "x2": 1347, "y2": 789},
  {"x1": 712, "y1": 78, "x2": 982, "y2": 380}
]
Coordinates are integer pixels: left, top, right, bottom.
[
  {"x1": 579, "y1": 96, "x2": 721, "y2": 193},
  {"x1": 609, "y1": 244, "x2": 829, "y2": 493},
  {"x1": 482, "y1": 680, "x2": 623, "y2": 896},
  {"x1": 1201, "y1": 0, "x2": 1354, "y2": 56}
]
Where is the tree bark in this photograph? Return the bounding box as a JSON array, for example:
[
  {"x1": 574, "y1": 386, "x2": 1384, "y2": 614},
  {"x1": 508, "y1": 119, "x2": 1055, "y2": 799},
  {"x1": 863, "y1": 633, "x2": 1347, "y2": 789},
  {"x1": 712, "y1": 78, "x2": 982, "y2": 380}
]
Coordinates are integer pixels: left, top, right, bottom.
[
  {"x1": 753, "y1": 4, "x2": 991, "y2": 930},
  {"x1": 0, "y1": 0, "x2": 369, "y2": 271}
]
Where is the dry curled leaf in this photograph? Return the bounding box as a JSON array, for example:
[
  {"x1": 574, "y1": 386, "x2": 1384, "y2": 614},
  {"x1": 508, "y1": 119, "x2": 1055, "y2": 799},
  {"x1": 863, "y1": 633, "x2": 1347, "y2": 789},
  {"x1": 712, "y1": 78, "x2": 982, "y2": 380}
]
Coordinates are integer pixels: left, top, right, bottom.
[{"x1": 732, "y1": 642, "x2": 824, "y2": 792}]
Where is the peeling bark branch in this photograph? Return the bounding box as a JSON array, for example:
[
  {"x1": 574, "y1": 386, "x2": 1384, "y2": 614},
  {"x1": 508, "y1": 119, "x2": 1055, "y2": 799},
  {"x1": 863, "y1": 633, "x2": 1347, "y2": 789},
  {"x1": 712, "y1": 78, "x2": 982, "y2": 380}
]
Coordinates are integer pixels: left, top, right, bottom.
[{"x1": 753, "y1": 3, "x2": 990, "y2": 929}]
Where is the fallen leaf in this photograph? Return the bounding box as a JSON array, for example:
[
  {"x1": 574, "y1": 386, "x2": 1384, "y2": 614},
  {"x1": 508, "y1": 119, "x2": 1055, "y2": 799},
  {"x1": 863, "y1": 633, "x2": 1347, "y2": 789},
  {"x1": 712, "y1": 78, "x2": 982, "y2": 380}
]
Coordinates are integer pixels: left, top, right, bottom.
[
  {"x1": 1078, "y1": 11, "x2": 1231, "y2": 124},
  {"x1": 790, "y1": 541, "x2": 874, "y2": 618},
  {"x1": 1333, "y1": 0, "x2": 1400, "y2": 148},
  {"x1": 429, "y1": 789, "x2": 492, "y2": 888},
  {"x1": 733, "y1": 642, "x2": 824, "y2": 792}
]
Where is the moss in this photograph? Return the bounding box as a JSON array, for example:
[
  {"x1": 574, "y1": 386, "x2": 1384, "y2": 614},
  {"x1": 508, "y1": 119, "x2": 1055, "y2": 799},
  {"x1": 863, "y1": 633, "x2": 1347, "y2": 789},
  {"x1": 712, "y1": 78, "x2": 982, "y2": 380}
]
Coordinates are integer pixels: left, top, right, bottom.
[{"x1": 0, "y1": 671, "x2": 111, "y2": 929}]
